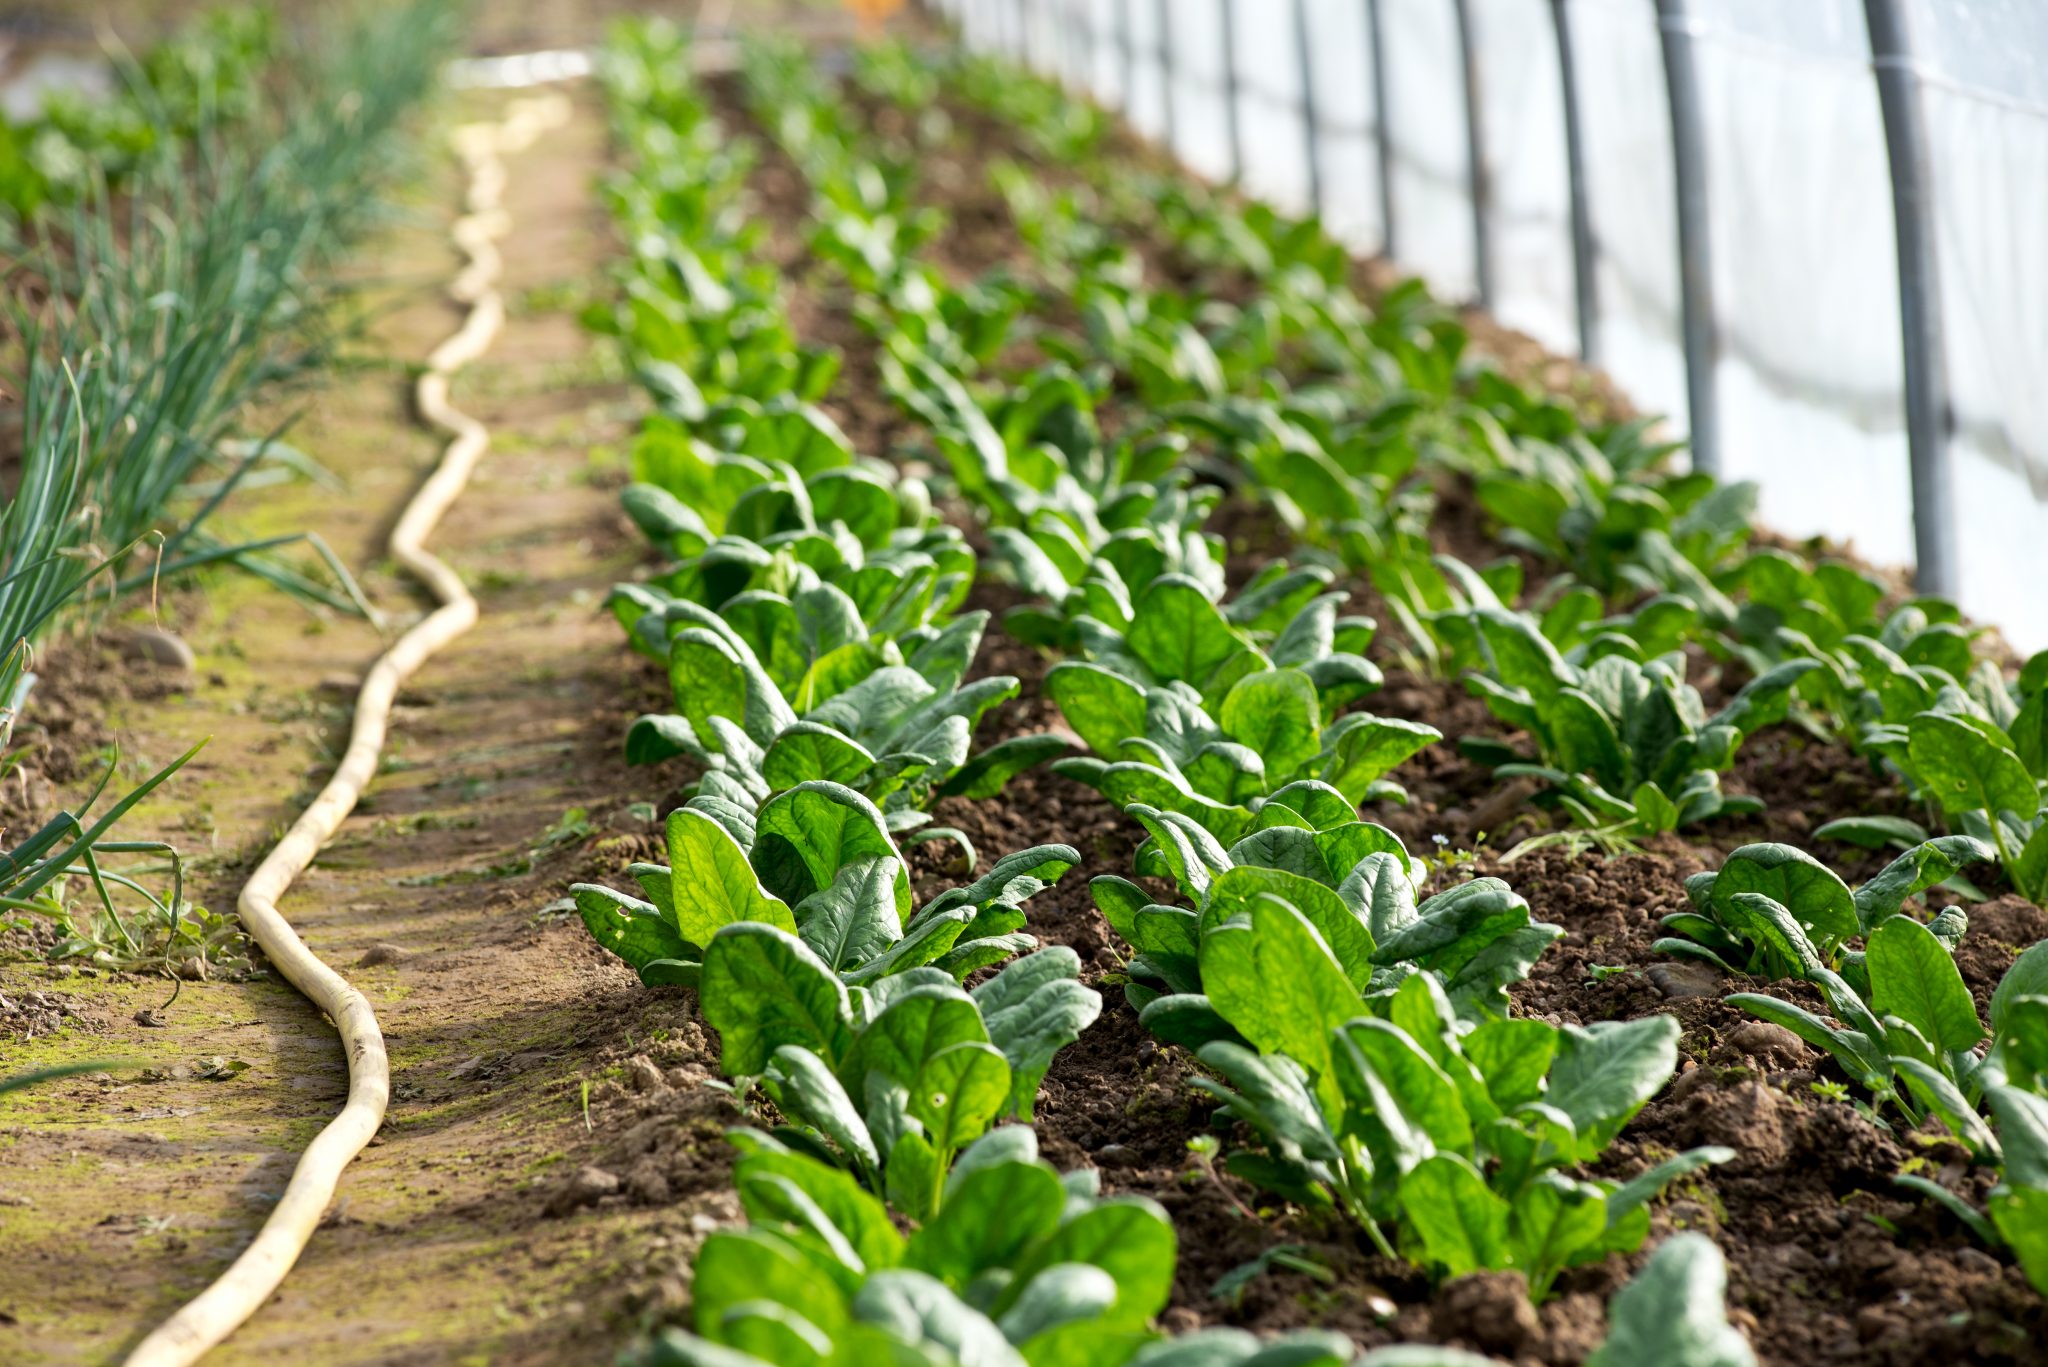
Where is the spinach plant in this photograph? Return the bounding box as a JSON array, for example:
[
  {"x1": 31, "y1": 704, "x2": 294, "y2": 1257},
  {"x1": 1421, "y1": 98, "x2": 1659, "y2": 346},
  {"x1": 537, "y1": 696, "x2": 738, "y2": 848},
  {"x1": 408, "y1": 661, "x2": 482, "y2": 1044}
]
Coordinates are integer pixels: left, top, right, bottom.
[
  {"x1": 1656, "y1": 837, "x2": 1993, "y2": 985},
  {"x1": 1461, "y1": 607, "x2": 1814, "y2": 835},
  {"x1": 1090, "y1": 794, "x2": 1558, "y2": 1046},
  {"x1": 1731, "y1": 940, "x2": 2048, "y2": 1293},
  {"x1": 625, "y1": 1129, "x2": 1204, "y2": 1366},
  {"x1": 1869, "y1": 702, "x2": 2048, "y2": 905},
  {"x1": 618, "y1": 586, "x2": 1064, "y2": 821},
  {"x1": 1197, "y1": 964, "x2": 1726, "y2": 1297},
  {"x1": 573, "y1": 783, "x2": 1072, "y2": 988},
  {"x1": 1047, "y1": 574, "x2": 1434, "y2": 840},
  {"x1": 1376, "y1": 550, "x2": 1699, "y2": 682},
  {"x1": 1475, "y1": 421, "x2": 1753, "y2": 596}
]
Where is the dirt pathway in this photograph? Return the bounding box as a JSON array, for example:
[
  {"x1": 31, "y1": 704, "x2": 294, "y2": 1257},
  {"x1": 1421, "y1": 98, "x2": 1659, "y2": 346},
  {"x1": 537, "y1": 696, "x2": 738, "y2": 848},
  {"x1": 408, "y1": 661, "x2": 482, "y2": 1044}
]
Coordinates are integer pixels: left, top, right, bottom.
[{"x1": 0, "y1": 87, "x2": 718, "y2": 1365}]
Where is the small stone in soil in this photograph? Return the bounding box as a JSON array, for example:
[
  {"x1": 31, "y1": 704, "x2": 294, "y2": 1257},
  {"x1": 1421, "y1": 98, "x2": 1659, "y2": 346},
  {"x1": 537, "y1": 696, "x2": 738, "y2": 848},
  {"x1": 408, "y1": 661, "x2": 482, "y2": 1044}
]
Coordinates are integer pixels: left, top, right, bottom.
[
  {"x1": 120, "y1": 627, "x2": 197, "y2": 672},
  {"x1": 625, "y1": 1056, "x2": 665, "y2": 1093},
  {"x1": 549, "y1": 1165, "x2": 620, "y2": 1215},
  {"x1": 1647, "y1": 960, "x2": 1725, "y2": 999}
]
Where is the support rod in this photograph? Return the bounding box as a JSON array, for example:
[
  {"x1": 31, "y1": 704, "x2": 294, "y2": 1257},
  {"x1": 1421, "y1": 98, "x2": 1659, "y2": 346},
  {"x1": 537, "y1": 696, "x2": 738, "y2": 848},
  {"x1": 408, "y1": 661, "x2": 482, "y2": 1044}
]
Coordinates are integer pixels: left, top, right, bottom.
[
  {"x1": 1654, "y1": 0, "x2": 1720, "y2": 475},
  {"x1": 1451, "y1": 0, "x2": 1492, "y2": 306},
  {"x1": 1865, "y1": 0, "x2": 1956, "y2": 595},
  {"x1": 1219, "y1": 0, "x2": 1243, "y2": 182},
  {"x1": 1551, "y1": 0, "x2": 1599, "y2": 363},
  {"x1": 1293, "y1": 0, "x2": 1323, "y2": 216},
  {"x1": 1365, "y1": 0, "x2": 1396, "y2": 257}
]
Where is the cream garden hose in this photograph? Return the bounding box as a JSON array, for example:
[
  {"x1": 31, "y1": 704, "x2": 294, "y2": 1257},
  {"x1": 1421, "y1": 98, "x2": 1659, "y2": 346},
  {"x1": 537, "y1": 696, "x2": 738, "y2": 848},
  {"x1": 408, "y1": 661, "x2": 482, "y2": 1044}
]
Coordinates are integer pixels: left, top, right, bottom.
[{"x1": 123, "y1": 91, "x2": 573, "y2": 1367}]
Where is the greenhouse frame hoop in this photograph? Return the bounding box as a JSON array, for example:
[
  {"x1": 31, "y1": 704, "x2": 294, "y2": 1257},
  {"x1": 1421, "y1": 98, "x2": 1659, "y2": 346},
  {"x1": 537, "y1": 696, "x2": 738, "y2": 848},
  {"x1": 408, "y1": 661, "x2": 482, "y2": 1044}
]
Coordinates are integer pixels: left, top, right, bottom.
[{"x1": 939, "y1": 0, "x2": 2014, "y2": 607}]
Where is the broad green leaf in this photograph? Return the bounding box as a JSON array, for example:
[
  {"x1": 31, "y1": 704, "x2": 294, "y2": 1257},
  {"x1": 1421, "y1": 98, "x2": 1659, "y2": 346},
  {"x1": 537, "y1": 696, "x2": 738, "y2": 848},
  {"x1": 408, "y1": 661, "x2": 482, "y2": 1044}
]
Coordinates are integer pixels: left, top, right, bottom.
[
  {"x1": 849, "y1": 1270, "x2": 1024, "y2": 1367},
  {"x1": 794, "y1": 856, "x2": 904, "y2": 972},
  {"x1": 1907, "y1": 712, "x2": 2037, "y2": 818},
  {"x1": 912, "y1": 1042, "x2": 1012, "y2": 1153},
  {"x1": 1814, "y1": 815, "x2": 1929, "y2": 849},
  {"x1": 573, "y1": 883, "x2": 693, "y2": 972},
  {"x1": 1510, "y1": 1174, "x2": 1607, "y2": 1292},
  {"x1": 999, "y1": 1198, "x2": 1177, "y2": 1330},
  {"x1": 1338, "y1": 852, "x2": 1420, "y2": 943},
  {"x1": 1398, "y1": 1153, "x2": 1510, "y2": 1277},
  {"x1": 753, "y1": 781, "x2": 910, "y2": 917},
  {"x1": 939, "y1": 733, "x2": 1073, "y2": 800},
  {"x1": 702, "y1": 924, "x2": 854, "y2": 1075},
  {"x1": 1707, "y1": 844, "x2": 1856, "y2": 948},
  {"x1": 1219, "y1": 669, "x2": 1322, "y2": 784},
  {"x1": 1990, "y1": 1186, "x2": 2048, "y2": 1298},
  {"x1": 1336, "y1": 1017, "x2": 1473, "y2": 1154},
  {"x1": 998, "y1": 1264, "x2": 1119, "y2": 1346},
  {"x1": 1192, "y1": 1043, "x2": 1342, "y2": 1167},
  {"x1": 692, "y1": 1227, "x2": 854, "y2": 1337},
  {"x1": 1584, "y1": 1233, "x2": 1755, "y2": 1367},
  {"x1": 1199, "y1": 865, "x2": 1376, "y2": 986},
  {"x1": 841, "y1": 983, "x2": 990, "y2": 1102},
  {"x1": 1090, "y1": 875, "x2": 1149, "y2": 944},
  {"x1": 762, "y1": 723, "x2": 878, "y2": 791},
  {"x1": 717, "y1": 1305, "x2": 829, "y2": 1367},
  {"x1": 1866, "y1": 914, "x2": 1985, "y2": 1056},
  {"x1": 906, "y1": 1156, "x2": 1065, "y2": 1287},
  {"x1": 1320, "y1": 717, "x2": 1439, "y2": 803},
  {"x1": 1993, "y1": 941, "x2": 2048, "y2": 1034},
  {"x1": 1128, "y1": 575, "x2": 1256, "y2": 696},
  {"x1": 1853, "y1": 835, "x2": 1996, "y2": 928},
  {"x1": 1718, "y1": 893, "x2": 1823, "y2": 977},
  {"x1": 1464, "y1": 1017, "x2": 1557, "y2": 1110},
  {"x1": 1045, "y1": 662, "x2": 1150, "y2": 756},
  {"x1": 764, "y1": 1045, "x2": 879, "y2": 1172},
  {"x1": 973, "y1": 949, "x2": 1102, "y2": 1119},
  {"x1": 1544, "y1": 1017, "x2": 1679, "y2": 1163},
  {"x1": 736, "y1": 1147, "x2": 902, "y2": 1271},
  {"x1": 1199, "y1": 896, "x2": 1360, "y2": 1094},
  {"x1": 669, "y1": 808, "x2": 798, "y2": 945},
  {"x1": 1370, "y1": 878, "x2": 1530, "y2": 978}
]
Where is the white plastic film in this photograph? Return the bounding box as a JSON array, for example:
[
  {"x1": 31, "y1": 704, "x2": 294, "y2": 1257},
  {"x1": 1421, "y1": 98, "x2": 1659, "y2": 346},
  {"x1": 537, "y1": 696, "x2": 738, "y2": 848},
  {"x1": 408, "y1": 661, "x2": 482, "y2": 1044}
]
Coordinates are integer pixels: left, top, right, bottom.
[
  {"x1": 1568, "y1": 0, "x2": 1690, "y2": 440},
  {"x1": 1469, "y1": 0, "x2": 1576, "y2": 354},
  {"x1": 1165, "y1": 0, "x2": 1234, "y2": 182},
  {"x1": 1127, "y1": 0, "x2": 1171, "y2": 143},
  {"x1": 1227, "y1": 0, "x2": 1312, "y2": 214},
  {"x1": 1087, "y1": 0, "x2": 1129, "y2": 108},
  {"x1": 1300, "y1": 0, "x2": 1386, "y2": 254},
  {"x1": 1906, "y1": 0, "x2": 2048, "y2": 648},
  {"x1": 1380, "y1": 0, "x2": 1479, "y2": 298},
  {"x1": 1690, "y1": 0, "x2": 1915, "y2": 569}
]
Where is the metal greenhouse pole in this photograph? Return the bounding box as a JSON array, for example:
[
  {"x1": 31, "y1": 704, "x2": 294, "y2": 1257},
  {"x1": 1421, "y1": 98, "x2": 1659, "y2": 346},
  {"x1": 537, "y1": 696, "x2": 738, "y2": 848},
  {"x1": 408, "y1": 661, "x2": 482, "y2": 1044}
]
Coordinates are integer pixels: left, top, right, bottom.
[
  {"x1": 1451, "y1": 0, "x2": 1492, "y2": 307},
  {"x1": 1551, "y1": 0, "x2": 1599, "y2": 363},
  {"x1": 1654, "y1": 0, "x2": 1720, "y2": 476},
  {"x1": 1365, "y1": 0, "x2": 1396, "y2": 256},
  {"x1": 1219, "y1": 0, "x2": 1244, "y2": 182},
  {"x1": 1119, "y1": 0, "x2": 1136, "y2": 110},
  {"x1": 1864, "y1": 0, "x2": 1957, "y2": 596},
  {"x1": 1157, "y1": 0, "x2": 1177, "y2": 151},
  {"x1": 1293, "y1": 0, "x2": 1323, "y2": 217}
]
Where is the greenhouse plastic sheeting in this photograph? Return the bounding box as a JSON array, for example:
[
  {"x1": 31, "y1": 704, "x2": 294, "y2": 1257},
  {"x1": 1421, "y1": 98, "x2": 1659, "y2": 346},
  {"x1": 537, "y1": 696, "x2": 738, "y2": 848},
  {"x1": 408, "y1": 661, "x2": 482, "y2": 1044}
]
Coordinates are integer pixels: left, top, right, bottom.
[
  {"x1": 1469, "y1": 0, "x2": 1575, "y2": 357},
  {"x1": 1906, "y1": 0, "x2": 2048, "y2": 649},
  {"x1": 1689, "y1": 1, "x2": 1914, "y2": 569},
  {"x1": 937, "y1": 0, "x2": 2048, "y2": 651}
]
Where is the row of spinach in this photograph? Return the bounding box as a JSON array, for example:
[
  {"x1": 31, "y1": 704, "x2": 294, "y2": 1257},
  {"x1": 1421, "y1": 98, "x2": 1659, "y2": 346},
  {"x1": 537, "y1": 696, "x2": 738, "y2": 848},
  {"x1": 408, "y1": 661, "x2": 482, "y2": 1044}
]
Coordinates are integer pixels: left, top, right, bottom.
[
  {"x1": 564, "y1": 22, "x2": 1768, "y2": 1366},
  {"x1": 898, "y1": 35, "x2": 2048, "y2": 1307}
]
